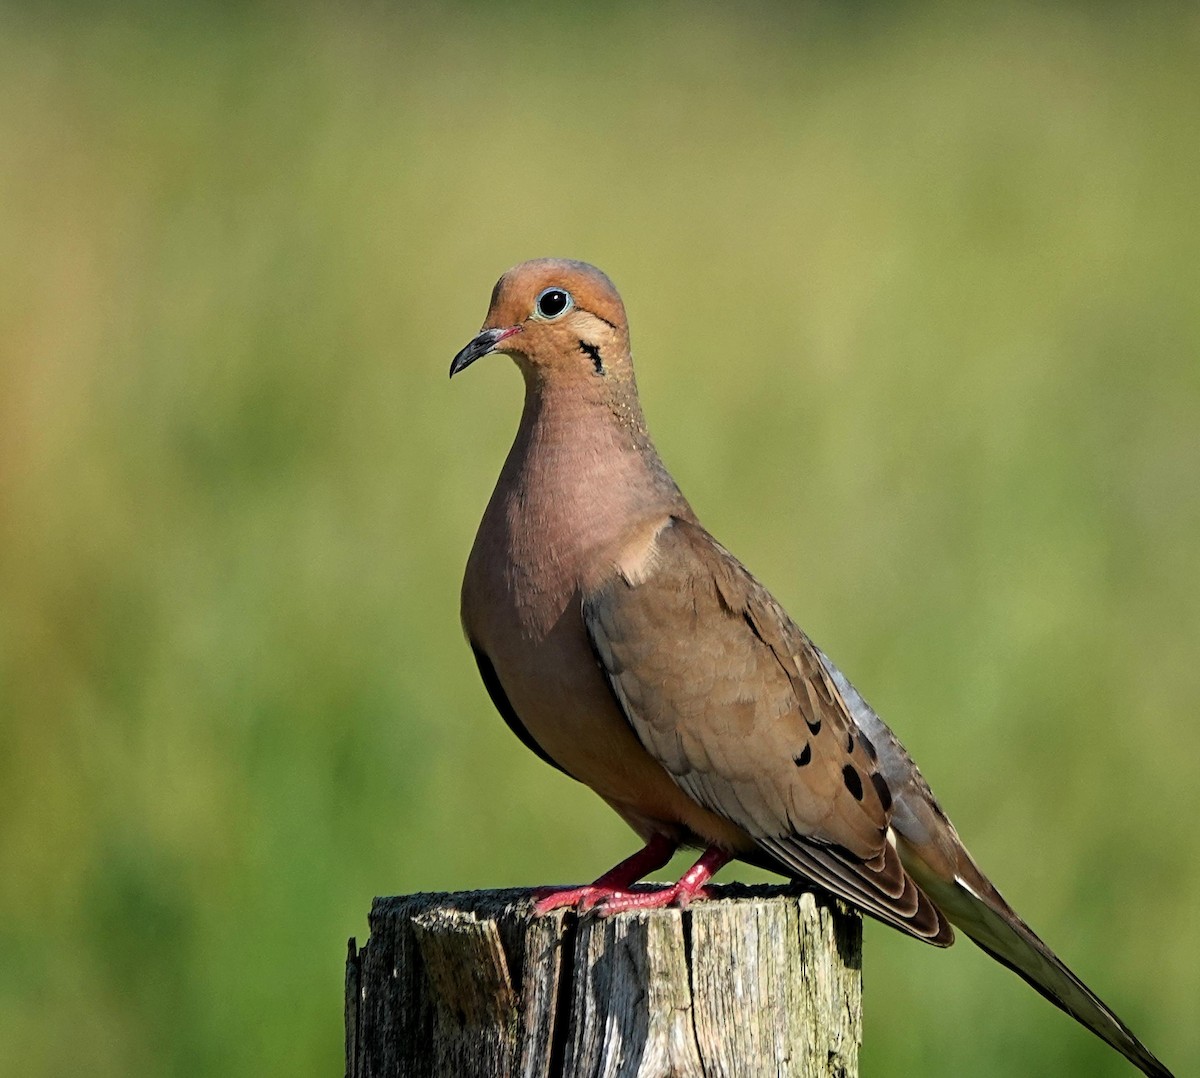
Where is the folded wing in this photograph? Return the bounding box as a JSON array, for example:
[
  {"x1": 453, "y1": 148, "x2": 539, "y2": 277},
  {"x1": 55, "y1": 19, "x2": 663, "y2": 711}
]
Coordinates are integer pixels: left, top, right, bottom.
[{"x1": 583, "y1": 515, "x2": 952, "y2": 945}]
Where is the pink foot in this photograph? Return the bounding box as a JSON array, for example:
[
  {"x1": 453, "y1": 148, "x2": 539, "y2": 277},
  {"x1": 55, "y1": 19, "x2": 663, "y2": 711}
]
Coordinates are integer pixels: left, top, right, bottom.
[
  {"x1": 595, "y1": 882, "x2": 713, "y2": 915},
  {"x1": 533, "y1": 834, "x2": 678, "y2": 915},
  {"x1": 596, "y1": 847, "x2": 732, "y2": 916},
  {"x1": 534, "y1": 883, "x2": 628, "y2": 913}
]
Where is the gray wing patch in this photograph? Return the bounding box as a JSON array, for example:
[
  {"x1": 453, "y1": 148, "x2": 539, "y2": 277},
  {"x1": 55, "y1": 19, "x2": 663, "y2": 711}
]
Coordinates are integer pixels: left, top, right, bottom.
[{"x1": 814, "y1": 645, "x2": 951, "y2": 847}]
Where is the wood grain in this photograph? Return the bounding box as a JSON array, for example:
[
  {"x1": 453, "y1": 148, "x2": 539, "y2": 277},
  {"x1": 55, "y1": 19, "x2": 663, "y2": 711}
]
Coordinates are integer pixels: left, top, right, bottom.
[{"x1": 346, "y1": 884, "x2": 861, "y2": 1078}]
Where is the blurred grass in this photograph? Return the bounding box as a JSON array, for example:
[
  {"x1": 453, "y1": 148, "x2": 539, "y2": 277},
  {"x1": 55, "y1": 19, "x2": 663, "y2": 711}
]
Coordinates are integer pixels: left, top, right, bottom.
[{"x1": 0, "y1": 2, "x2": 1196, "y2": 1075}]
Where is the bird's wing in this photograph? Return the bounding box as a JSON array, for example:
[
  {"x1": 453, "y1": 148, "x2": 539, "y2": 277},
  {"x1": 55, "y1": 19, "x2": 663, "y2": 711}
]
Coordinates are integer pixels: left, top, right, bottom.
[{"x1": 583, "y1": 515, "x2": 951, "y2": 944}]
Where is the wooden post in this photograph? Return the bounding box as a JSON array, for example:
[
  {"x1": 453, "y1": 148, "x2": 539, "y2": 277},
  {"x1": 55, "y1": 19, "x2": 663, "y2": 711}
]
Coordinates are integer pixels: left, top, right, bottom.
[{"x1": 346, "y1": 883, "x2": 862, "y2": 1078}]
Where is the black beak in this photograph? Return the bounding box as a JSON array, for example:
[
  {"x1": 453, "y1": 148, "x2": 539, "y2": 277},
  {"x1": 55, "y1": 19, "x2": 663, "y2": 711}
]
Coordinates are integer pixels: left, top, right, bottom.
[{"x1": 449, "y1": 326, "x2": 521, "y2": 378}]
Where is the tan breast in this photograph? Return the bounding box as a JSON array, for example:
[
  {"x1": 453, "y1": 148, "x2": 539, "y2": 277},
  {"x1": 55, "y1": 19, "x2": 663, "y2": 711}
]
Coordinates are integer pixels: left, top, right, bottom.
[{"x1": 460, "y1": 391, "x2": 752, "y2": 850}]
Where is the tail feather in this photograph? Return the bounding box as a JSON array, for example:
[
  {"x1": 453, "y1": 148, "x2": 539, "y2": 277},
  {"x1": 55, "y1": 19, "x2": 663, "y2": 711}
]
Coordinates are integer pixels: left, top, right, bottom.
[
  {"x1": 814, "y1": 645, "x2": 1171, "y2": 1074},
  {"x1": 906, "y1": 852, "x2": 1173, "y2": 1078}
]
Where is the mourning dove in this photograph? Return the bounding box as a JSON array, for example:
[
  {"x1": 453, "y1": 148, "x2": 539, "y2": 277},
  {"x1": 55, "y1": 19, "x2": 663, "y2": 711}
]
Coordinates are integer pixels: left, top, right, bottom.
[{"x1": 450, "y1": 258, "x2": 1172, "y2": 1077}]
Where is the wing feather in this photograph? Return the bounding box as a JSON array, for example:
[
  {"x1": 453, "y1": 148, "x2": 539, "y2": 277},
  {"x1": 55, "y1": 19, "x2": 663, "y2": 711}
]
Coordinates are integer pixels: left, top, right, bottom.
[{"x1": 585, "y1": 516, "x2": 952, "y2": 945}]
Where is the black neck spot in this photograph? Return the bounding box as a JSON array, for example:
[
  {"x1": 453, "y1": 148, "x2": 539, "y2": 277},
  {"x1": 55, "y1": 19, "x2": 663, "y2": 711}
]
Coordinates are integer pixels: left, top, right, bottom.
[{"x1": 579, "y1": 340, "x2": 604, "y2": 374}]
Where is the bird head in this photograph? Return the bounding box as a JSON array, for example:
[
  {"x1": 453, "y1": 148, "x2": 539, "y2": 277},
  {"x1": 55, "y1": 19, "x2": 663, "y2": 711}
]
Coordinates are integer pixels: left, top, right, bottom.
[{"x1": 450, "y1": 259, "x2": 631, "y2": 384}]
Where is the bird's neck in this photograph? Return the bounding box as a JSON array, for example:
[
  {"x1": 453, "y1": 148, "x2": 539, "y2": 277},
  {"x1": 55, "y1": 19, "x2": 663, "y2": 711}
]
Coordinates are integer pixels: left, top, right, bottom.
[
  {"x1": 510, "y1": 372, "x2": 683, "y2": 514},
  {"x1": 521, "y1": 367, "x2": 655, "y2": 460},
  {"x1": 472, "y1": 375, "x2": 689, "y2": 635}
]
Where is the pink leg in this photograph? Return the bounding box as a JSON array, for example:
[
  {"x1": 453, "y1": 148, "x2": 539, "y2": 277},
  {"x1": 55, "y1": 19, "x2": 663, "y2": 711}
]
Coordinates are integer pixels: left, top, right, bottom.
[
  {"x1": 597, "y1": 846, "x2": 732, "y2": 915},
  {"x1": 534, "y1": 834, "x2": 678, "y2": 914}
]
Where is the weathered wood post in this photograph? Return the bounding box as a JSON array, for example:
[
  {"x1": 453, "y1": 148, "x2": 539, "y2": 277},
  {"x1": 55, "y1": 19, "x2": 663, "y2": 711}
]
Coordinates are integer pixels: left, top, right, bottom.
[{"x1": 346, "y1": 883, "x2": 862, "y2": 1078}]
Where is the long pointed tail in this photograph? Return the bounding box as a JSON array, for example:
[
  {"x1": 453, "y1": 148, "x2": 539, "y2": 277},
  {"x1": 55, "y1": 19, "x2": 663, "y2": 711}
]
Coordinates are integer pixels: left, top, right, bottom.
[{"x1": 903, "y1": 847, "x2": 1173, "y2": 1078}]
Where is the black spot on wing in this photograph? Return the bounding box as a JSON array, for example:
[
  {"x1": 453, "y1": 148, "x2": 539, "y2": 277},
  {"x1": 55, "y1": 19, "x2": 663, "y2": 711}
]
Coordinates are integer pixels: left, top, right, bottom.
[
  {"x1": 806, "y1": 716, "x2": 822, "y2": 735},
  {"x1": 470, "y1": 642, "x2": 573, "y2": 779},
  {"x1": 871, "y1": 771, "x2": 893, "y2": 811},
  {"x1": 793, "y1": 743, "x2": 812, "y2": 767},
  {"x1": 842, "y1": 764, "x2": 864, "y2": 801}
]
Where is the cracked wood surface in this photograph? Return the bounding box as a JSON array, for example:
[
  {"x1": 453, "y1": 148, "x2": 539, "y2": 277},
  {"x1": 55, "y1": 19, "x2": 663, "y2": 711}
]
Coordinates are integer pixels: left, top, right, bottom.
[{"x1": 346, "y1": 884, "x2": 861, "y2": 1078}]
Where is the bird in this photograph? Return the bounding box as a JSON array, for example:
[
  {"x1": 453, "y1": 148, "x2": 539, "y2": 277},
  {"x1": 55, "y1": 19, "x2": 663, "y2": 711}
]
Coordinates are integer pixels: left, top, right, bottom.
[{"x1": 450, "y1": 257, "x2": 1172, "y2": 1077}]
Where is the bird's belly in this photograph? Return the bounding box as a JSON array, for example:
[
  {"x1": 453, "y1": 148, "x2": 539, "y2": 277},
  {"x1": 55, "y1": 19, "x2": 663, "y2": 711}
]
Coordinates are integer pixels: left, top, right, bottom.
[
  {"x1": 476, "y1": 605, "x2": 751, "y2": 850},
  {"x1": 482, "y1": 611, "x2": 663, "y2": 797}
]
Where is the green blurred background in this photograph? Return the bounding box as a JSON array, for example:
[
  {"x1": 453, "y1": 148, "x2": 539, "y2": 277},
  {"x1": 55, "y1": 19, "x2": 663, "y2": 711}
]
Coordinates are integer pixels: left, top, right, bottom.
[{"x1": 1, "y1": 3, "x2": 1196, "y2": 1075}]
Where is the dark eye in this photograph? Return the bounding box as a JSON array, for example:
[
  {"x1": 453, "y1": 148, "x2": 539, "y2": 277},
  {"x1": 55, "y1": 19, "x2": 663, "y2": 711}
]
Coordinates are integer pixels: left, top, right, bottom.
[{"x1": 534, "y1": 287, "x2": 573, "y2": 320}]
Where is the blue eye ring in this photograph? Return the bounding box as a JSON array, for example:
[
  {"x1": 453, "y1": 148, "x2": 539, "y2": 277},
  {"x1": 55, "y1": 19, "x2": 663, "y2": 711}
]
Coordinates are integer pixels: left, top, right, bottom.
[{"x1": 534, "y1": 287, "x2": 573, "y2": 320}]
